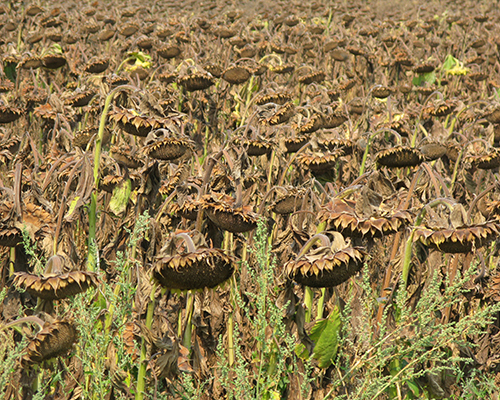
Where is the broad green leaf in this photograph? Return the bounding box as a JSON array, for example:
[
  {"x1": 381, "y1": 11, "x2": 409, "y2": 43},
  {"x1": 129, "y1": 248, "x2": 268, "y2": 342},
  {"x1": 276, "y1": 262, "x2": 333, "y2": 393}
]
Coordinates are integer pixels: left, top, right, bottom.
[
  {"x1": 109, "y1": 179, "x2": 132, "y2": 215},
  {"x1": 50, "y1": 43, "x2": 63, "y2": 54},
  {"x1": 310, "y1": 305, "x2": 342, "y2": 368},
  {"x1": 407, "y1": 380, "x2": 420, "y2": 397},
  {"x1": 126, "y1": 51, "x2": 153, "y2": 69}
]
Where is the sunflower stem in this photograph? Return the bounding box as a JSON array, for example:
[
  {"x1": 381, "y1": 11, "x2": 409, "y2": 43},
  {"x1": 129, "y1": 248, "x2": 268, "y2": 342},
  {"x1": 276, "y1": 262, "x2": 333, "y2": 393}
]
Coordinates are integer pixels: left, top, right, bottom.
[
  {"x1": 175, "y1": 233, "x2": 197, "y2": 254},
  {"x1": 316, "y1": 288, "x2": 327, "y2": 320},
  {"x1": 304, "y1": 286, "x2": 314, "y2": 324},
  {"x1": 228, "y1": 310, "x2": 235, "y2": 366},
  {"x1": 88, "y1": 84, "x2": 136, "y2": 272},
  {"x1": 182, "y1": 291, "x2": 195, "y2": 349},
  {"x1": 298, "y1": 234, "x2": 331, "y2": 258},
  {"x1": 266, "y1": 150, "x2": 276, "y2": 193},
  {"x1": 9, "y1": 247, "x2": 15, "y2": 277},
  {"x1": 136, "y1": 284, "x2": 158, "y2": 400},
  {"x1": 0, "y1": 315, "x2": 46, "y2": 332}
]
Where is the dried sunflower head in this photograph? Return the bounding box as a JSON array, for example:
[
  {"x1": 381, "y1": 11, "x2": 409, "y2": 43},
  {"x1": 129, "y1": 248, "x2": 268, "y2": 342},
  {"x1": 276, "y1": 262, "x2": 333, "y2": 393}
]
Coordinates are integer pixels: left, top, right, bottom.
[
  {"x1": 144, "y1": 128, "x2": 194, "y2": 161},
  {"x1": 22, "y1": 320, "x2": 78, "y2": 367},
  {"x1": 200, "y1": 193, "x2": 258, "y2": 233},
  {"x1": 153, "y1": 232, "x2": 236, "y2": 290},
  {"x1": 222, "y1": 66, "x2": 251, "y2": 85},
  {"x1": 414, "y1": 222, "x2": 500, "y2": 254},
  {"x1": 109, "y1": 107, "x2": 167, "y2": 137},
  {"x1": 110, "y1": 145, "x2": 144, "y2": 169},
  {"x1": 298, "y1": 71, "x2": 325, "y2": 85},
  {"x1": 157, "y1": 43, "x2": 182, "y2": 59},
  {"x1": 42, "y1": 54, "x2": 66, "y2": 69},
  {"x1": 13, "y1": 270, "x2": 100, "y2": 300},
  {"x1": 233, "y1": 137, "x2": 274, "y2": 156},
  {"x1": 84, "y1": 58, "x2": 110, "y2": 74},
  {"x1": 0, "y1": 105, "x2": 24, "y2": 124},
  {"x1": 465, "y1": 150, "x2": 500, "y2": 170},
  {"x1": 260, "y1": 102, "x2": 295, "y2": 125},
  {"x1": 284, "y1": 233, "x2": 366, "y2": 287},
  {"x1": 319, "y1": 198, "x2": 412, "y2": 239},
  {"x1": 269, "y1": 187, "x2": 306, "y2": 214},
  {"x1": 0, "y1": 225, "x2": 23, "y2": 246},
  {"x1": 296, "y1": 151, "x2": 342, "y2": 174},
  {"x1": 375, "y1": 146, "x2": 424, "y2": 168},
  {"x1": 177, "y1": 73, "x2": 215, "y2": 91}
]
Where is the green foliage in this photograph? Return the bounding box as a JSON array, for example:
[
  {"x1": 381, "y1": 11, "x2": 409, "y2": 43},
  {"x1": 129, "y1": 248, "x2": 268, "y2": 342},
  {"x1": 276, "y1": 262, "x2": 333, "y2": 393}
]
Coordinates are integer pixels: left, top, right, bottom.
[
  {"x1": 324, "y1": 263, "x2": 500, "y2": 400},
  {"x1": 442, "y1": 54, "x2": 469, "y2": 76},
  {"x1": 310, "y1": 305, "x2": 341, "y2": 369},
  {"x1": 215, "y1": 218, "x2": 298, "y2": 399},
  {"x1": 68, "y1": 211, "x2": 150, "y2": 399},
  {"x1": 412, "y1": 71, "x2": 436, "y2": 87}
]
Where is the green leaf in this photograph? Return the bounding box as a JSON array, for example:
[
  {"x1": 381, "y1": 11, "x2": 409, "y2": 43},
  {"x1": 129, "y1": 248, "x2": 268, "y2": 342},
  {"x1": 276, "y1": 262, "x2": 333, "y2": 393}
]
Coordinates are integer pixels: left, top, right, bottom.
[
  {"x1": 407, "y1": 380, "x2": 420, "y2": 397},
  {"x1": 49, "y1": 43, "x2": 63, "y2": 54},
  {"x1": 109, "y1": 179, "x2": 132, "y2": 215},
  {"x1": 126, "y1": 51, "x2": 153, "y2": 69},
  {"x1": 65, "y1": 196, "x2": 81, "y2": 219},
  {"x1": 412, "y1": 71, "x2": 436, "y2": 87},
  {"x1": 442, "y1": 54, "x2": 457, "y2": 71},
  {"x1": 3, "y1": 62, "x2": 16, "y2": 82},
  {"x1": 442, "y1": 54, "x2": 469, "y2": 76},
  {"x1": 294, "y1": 343, "x2": 309, "y2": 359},
  {"x1": 310, "y1": 305, "x2": 342, "y2": 368}
]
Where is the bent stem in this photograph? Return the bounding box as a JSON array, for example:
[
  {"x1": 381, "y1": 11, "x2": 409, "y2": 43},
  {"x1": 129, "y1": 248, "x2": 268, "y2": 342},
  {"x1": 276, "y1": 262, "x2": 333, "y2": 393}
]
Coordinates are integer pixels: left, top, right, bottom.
[
  {"x1": 88, "y1": 84, "x2": 136, "y2": 271},
  {"x1": 0, "y1": 315, "x2": 46, "y2": 332}
]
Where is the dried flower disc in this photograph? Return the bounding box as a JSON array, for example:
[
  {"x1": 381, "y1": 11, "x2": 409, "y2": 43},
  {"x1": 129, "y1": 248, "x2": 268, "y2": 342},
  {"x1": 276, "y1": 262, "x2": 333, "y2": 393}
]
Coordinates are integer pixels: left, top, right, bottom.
[
  {"x1": 22, "y1": 320, "x2": 78, "y2": 367},
  {"x1": 375, "y1": 146, "x2": 424, "y2": 168}
]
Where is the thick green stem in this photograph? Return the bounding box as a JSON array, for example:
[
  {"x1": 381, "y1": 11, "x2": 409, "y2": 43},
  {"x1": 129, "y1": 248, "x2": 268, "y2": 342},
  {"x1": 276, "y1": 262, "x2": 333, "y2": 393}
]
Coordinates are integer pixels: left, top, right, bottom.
[
  {"x1": 266, "y1": 150, "x2": 276, "y2": 193},
  {"x1": 225, "y1": 231, "x2": 235, "y2": 366},
  {"x1": 314, "y1": 221, "x2": 328, "y2": 321},
  {"x1": 9, "y1": 247, "x2": 15, "y2": 277},
  {"x1": 304, "y1": 287, "x2": 314, "y2": 324},
  {"x1": 316, "y1": 288, "x2": 327, "y2": 320}
]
